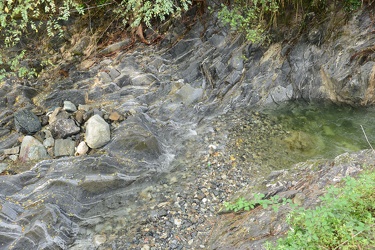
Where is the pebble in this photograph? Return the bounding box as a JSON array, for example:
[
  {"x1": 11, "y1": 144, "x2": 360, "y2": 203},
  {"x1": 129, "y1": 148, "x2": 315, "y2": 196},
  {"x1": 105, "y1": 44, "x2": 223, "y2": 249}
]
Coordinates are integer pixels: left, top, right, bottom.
[
  {"x1": 109, "y1": 111, "x2": 121, "y2": 122},
  {"x1": 75, "y1": 141, "x2": 89, "y2": 156},
  {"x1": 93, "y1": 234, "x2": 106, "y2": 246},
  {"x1": 141, "y1": 245, "x2": 150, "y2": 250},
  {"x1": 63, "y1": 101, "x2": 77, "y2": 112},
  {"x1": 43, "y1": 137, "x2": 55, "y2": 148},
  {"x1": 3, "y1": 147, "x2": 19, "y2": 155}
]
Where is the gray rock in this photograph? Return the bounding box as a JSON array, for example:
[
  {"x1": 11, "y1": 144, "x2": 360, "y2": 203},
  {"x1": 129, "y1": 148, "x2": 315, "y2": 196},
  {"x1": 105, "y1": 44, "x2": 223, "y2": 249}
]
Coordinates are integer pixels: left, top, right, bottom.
[
  {"x1": 43, "y1": 137, "x2": 55, "y2": 148},
  {"x1": 50, "y1": 119, "x2": 81, "y2": 139},
  {"x1": 54, "y1": 138, "x2": 75, "y2": 157},
  {"x1": 107, "y1": 67, "x2": 121, "y2": 80},
  {"x1": 0, "y1": 163, "x2": 7, "y2": 173},
  {"x1": 98, "y1": 72, "x2": 112, "y2": 83},
  {"x1": 63, "y1": 101, "x2": 77, "y2": 112},
  {"x1": 19, "y1": 135, "x2": 49, "y2": 162},
  {"x1": 14, "y1": 109, "x2": 41, "y2": 135},
  {"x1": 98, "y1": 39, "x2": 132, "y2": 55},
  {"x1": 114, "y1": 74, "x2": 132, "y2": 87},
  {"x1": 85, "y1": 115, "x2": 110, "y2": 148},
  {"x1": 105, "y1": 116, "x2": 161, "y2": 161},
  {"x1": 131, "y1": 73, "x2": 158, "y2": 86},
  {"x1": 175, "y1": 84, "x2": 204, "y2": 105},
  {"x1": 265, "y1": 85, "x2": 293, "y2": 104},
  {"x1": 230, "y1": 52, "x2": 244, "y2": 71}
]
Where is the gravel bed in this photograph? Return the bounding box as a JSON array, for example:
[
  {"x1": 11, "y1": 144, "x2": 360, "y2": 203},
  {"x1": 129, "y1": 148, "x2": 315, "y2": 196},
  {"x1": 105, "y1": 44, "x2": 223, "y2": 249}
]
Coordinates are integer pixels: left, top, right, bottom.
[{"x1": 93, "y1": 110, "x2": 291, "y2": 249}]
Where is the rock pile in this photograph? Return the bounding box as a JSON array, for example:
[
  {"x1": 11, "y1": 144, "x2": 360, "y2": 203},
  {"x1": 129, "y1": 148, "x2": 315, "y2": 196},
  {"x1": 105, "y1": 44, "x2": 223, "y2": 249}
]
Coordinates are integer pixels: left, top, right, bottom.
[{"x1": 1, "y1": 100, "x2": 124, "y2": 165}]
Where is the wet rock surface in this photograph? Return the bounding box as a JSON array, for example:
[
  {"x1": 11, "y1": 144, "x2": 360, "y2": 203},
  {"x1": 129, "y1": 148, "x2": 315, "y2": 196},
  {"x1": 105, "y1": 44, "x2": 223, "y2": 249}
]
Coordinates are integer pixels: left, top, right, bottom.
[{"x1": 0, "y1": 7, "x2": 375, "y2": 250}]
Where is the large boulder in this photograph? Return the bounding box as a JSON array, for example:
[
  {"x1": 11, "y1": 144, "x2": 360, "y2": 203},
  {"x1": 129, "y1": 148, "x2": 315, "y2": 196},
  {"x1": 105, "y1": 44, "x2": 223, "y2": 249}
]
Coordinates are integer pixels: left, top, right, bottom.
[{"x1": 85, "y1": 115, "x2": 110, "y2": 149}]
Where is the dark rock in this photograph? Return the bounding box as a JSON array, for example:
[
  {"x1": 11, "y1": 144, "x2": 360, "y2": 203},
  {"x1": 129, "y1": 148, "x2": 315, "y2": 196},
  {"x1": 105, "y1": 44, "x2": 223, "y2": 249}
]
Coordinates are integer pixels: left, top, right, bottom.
[
  {"x1": 19, "y1": 86, "x2": 39, "y2": 100},
  {"x1": 14, "y1": 109, "x2": 41, "y2": 135},
  {"x1": 308, "y1": 28, "x2": 323, "y2": 45},
  {"x1": 114, "y1": 74, "x2": 132, "y2": 88},
  {"x1": 50, "y1": 119, "x2": 80, "y2": 139},
  {"x1": 0, "y1": 109, "x2": 13, "y2": 126},
  {"x1": 83, "y1": 109, "x2": 94, "y2": 123},
  {"x1": 40, "y1": 115, "x2": 49, "y2": 126},
  {"x1": 43, "y1": 89, "x2": 86, "y2": 110},
  {"x1": 69, "y1": 70, "x2": 94, "y2": 82}
]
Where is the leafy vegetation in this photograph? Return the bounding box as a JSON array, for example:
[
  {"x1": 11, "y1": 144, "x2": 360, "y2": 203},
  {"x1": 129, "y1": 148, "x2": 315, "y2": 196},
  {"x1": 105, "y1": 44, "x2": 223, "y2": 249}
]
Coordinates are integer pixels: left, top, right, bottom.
[
  {"x1": 217, "y1": 0, "x2": 365, "y2": 43},
  {"x1": 0, "y1": 0, "x2": 191, "y2": 80},
  {"x1": 224, "y1": 193, "x2": 291, "y2": 213},
  {"x1": 0, "y1": 0, "x2": 368, "y2": 79},
  {"x1": 223, "y1": 168, "x2": 375, "y2": 249},
  {"x1": 267, "y1": 170, "x2": 375, "y2": 249}
]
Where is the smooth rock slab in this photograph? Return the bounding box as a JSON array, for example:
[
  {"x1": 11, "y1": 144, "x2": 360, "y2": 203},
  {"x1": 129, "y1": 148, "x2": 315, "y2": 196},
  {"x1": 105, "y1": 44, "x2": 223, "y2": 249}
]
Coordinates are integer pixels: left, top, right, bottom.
[
  {"x1": 85, "y1": 115, "x2": 110, "y2": 149},
  {"x1": 175, "y1": 84, "x2": 203, "y2": 105},
  {"x1": 14, "y1": 109, "x2": 41, "y2": 135},
  {"x1": 19, "y1": 136, "x2": 49, "y2": 162}
]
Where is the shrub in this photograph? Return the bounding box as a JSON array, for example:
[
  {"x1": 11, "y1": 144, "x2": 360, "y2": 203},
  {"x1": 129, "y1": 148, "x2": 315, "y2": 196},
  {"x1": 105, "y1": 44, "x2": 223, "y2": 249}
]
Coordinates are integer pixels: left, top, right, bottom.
[
  {"x1": 269, "y1": 170, "x2": 375, "y2": 249},
  {"x1": 217, "y1": 0, "x2": 279, "y2": 43}
]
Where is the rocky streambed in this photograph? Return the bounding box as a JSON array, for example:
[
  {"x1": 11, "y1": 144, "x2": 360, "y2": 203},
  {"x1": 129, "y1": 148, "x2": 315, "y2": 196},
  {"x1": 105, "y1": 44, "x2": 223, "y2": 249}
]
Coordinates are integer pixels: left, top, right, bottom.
[{"x1": 1, "y1": 7, "x2": 375, "y2": 250}]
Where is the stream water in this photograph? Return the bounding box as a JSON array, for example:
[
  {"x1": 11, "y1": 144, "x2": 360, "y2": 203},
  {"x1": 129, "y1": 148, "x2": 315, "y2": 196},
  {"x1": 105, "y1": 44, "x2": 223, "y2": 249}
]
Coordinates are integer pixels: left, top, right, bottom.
[
  {"x1": 261, "y1": 101, "x2": 375, "y2": 166},
  {"x1": 79, "y1": 100, "x2": 375, "y2": 249}
]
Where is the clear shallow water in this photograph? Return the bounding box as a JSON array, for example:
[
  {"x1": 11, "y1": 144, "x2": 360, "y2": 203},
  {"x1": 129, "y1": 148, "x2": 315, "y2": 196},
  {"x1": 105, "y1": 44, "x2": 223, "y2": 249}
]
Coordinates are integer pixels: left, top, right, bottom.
[{"x1": 262, "y1": 101, "x2": 375, "y2": 163}]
